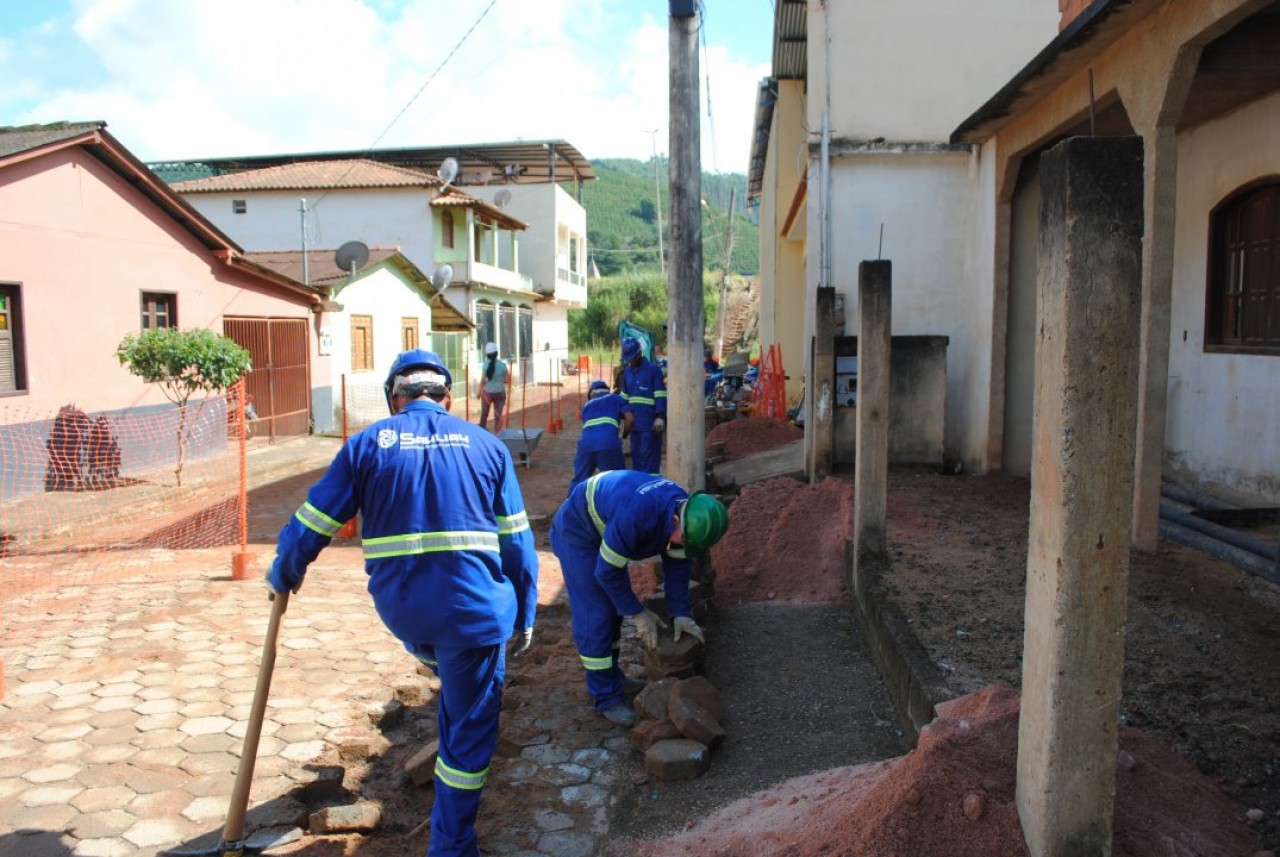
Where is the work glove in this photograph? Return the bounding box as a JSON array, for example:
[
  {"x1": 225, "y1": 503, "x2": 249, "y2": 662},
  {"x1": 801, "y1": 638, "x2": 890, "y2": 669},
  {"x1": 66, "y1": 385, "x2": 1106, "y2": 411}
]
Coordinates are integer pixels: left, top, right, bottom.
[
  {"x1": 262, "y1": 565, "x2": 300, "y2": 600},
  {"x1": 509, "y1": 626, "x2": 535, "y2": 658},
  {"x1": 625, "y1": 610, "x2": 668, "y2": 650},
  {"x1": 652, "y1": 417, "x2": 665, "y2": 434},
  {"x1": 672, "y1": 616, "x2": 705, "y2": 643}
]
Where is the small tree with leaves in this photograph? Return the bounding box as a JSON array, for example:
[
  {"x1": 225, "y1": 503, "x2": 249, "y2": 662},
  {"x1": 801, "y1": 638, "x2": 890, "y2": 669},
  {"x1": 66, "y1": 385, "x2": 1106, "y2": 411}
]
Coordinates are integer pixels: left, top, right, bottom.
[{"x1": 116, "y1": 327, "x2": 252, "y2": 486}]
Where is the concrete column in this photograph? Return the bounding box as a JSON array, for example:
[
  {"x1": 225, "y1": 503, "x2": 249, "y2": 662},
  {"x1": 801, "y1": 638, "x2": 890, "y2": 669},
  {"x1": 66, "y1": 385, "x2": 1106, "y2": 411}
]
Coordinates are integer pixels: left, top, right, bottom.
[
  {"x1": 1016, "y1": 136, "x2": 1143, "y2": 857},
  {"x1": 854, "y1": 262, "x2": 891, "y2": 564},
  {"x1": 806, "y1": 287, "x2": 836, "y2": 482}
]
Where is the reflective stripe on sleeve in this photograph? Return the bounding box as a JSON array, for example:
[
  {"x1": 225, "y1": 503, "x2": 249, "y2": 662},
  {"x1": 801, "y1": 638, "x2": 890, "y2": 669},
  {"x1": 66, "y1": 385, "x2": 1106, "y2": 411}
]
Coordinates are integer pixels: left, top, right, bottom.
[
  {"x1": 294, "y1": 502, "x2": 343, "y2": 538},
  {"x1": 435, "y1": 758, "x2": 488, "y2": 790},
  {"x1": 579, "y1": 652, "x2": 613, "y2": 671},
  {"x1": 654, "y1": 390, "x2": 667, "y2": 399},
  {"x1": 582, "y1": 416, "x2": 620, "y2": 430},
  {"x1": 627, "y1": 395, "x2": 655, "y2": 407},
  {"x1": 362, "y1": 531, "x2": 499, "y2": 560},
  {"x1": 497, "y1": 510, "x2": 529, "y2": 536}
]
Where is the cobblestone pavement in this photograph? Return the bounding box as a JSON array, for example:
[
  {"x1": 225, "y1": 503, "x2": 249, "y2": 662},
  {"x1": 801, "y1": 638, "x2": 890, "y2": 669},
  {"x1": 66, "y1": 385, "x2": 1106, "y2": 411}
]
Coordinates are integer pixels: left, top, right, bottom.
[{"x1": 0, "y1": 418, "x2": 645, "y2": 857}]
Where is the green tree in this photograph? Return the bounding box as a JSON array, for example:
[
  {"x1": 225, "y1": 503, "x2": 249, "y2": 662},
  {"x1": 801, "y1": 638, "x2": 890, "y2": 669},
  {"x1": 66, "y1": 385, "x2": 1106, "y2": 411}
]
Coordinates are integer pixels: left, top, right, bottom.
[{"x1": 116, "y1": 327, "x2": 252, "y2": 486}]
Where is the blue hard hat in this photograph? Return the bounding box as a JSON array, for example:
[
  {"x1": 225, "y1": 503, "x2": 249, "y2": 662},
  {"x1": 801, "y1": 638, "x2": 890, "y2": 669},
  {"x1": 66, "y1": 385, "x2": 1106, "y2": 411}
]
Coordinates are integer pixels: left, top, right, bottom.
[
  {"x1": 621, "y1": 337, "x2": 641, "y2": 361},
  {"x1": 383, "y1": 349, "x2": 452, "y2": 412},
  {"x1": 588, "y1": 380, "x2": 610, "y2": 399}
]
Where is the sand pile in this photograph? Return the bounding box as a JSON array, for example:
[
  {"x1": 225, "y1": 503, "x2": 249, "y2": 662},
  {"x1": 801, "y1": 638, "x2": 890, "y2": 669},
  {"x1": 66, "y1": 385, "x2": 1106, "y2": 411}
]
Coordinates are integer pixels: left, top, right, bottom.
[{"x1": 706, "y1": 417, "x2": 803, "y2": 458}]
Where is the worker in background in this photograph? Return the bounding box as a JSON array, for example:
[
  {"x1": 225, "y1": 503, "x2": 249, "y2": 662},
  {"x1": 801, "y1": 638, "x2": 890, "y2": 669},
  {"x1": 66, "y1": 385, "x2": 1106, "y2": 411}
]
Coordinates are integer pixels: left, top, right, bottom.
[
  {"x1": 703, "y1": 348, "x2": 721, "y2": 402},
  {"x1": 569, "y1": 380, "x2": 633, "y2": 494},
  {"x1": 618, "y1": 336, "x2": 666, "y2": 474},
  {"x1": 551, "y1": 470, "x2": 729, "y2": 727},
  {"x1": 478, "y1": 341, "x2": 509, "y2": 433},
  {"x1": 264, "y1": 349, "x2": 538, "y2": 857}
]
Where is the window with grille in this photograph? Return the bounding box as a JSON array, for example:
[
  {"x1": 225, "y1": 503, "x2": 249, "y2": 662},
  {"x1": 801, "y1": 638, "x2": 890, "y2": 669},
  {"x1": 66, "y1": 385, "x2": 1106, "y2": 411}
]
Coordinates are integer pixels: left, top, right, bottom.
[
  {"x1": 141, "y1": 292, "x2": 177, "y2": 329},
  {"x1": 0, "y1": 284, "x2": 26, "y2": 394},
  {"x1": 402, "y1": 317, "x2": 419, "y2": 351},
  {"x1": 1207, "y1": 182, "x2": 1280, "y2": 352},
  {"x1": 351, "y1": 314, "x2": 374, "y2": 371}
]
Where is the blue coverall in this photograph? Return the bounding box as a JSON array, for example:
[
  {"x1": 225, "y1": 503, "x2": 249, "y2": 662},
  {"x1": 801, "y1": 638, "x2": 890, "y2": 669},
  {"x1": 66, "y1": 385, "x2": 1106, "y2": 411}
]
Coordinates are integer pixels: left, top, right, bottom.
[
  {"x1": 549, "y1": 470, "x2": 692, "y2": 711},
  {"x1": 569, "y1": 392, "x2": 631, "y2": 493},
  {"x1": 268, "y1": 399, "x2": 538, "y2": 857},
  {"x1": 620, "y1": 357, "x2": 667, "y2": 474}
]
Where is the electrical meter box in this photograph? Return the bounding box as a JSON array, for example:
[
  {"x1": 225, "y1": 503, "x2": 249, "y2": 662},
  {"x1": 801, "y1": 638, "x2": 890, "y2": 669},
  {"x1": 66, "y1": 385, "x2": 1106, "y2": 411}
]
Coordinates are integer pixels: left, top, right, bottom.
[{"x1": 835, "y1": 356, "x2": 858, "y2": 408}]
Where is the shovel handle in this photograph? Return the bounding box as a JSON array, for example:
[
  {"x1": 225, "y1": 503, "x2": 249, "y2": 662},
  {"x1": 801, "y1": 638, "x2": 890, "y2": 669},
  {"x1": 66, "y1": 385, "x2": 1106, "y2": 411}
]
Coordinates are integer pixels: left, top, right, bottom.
[{"x1": 222, "y1": 591, "x2": 289, "y2": 844}]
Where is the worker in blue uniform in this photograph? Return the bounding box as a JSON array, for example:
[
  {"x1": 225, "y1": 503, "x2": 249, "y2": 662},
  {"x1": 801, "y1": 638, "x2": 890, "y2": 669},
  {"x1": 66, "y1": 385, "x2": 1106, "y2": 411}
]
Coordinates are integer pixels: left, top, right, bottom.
[
  {"x1": 570, "y1": 380, "x2": 633, "y2": 494},
  {"x1": 264, "y1": 349, "x2": 538, "y2": 857},
  {"x1": 618, "y1": 336, "x2": 667, "y2": 474},
  {"x1": 550, "y1": 470, "x2": 729, "y2": 727}
]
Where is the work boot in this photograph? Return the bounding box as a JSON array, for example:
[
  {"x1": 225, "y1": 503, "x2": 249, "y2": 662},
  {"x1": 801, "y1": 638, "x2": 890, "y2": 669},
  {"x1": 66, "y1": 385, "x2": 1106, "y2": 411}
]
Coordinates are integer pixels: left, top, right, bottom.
[{"x1": 602, "y1": 703, "x2": 637, "y2": 728}]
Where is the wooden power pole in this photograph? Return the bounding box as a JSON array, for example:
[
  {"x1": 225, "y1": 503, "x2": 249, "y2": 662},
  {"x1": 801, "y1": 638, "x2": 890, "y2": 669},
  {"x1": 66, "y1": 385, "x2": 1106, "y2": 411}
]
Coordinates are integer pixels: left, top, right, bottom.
[{"x1": 667, "y1": 0, "x2": 704, "y2": 491}]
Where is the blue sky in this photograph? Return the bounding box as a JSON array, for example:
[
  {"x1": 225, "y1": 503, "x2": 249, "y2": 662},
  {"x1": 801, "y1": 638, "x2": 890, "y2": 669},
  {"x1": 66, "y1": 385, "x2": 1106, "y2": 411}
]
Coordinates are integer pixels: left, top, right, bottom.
[{"x1": 0, "y1": 0, "x2": 774, "y2": 171}]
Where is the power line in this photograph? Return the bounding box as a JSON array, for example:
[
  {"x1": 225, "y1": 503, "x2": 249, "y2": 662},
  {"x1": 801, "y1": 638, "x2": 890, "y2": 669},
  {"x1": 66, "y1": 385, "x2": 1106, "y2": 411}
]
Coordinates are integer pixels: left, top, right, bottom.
[{"x1": 308, "y1": 0, "x2": 500, "y2": 211}]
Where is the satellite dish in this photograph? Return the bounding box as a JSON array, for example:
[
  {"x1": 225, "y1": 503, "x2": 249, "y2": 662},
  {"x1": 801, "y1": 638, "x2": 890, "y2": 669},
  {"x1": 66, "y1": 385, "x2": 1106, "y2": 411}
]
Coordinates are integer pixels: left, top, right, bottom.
[
  {"x1": 493, "y1": 189, "x2": 511, "y2": 208},
  {"x1": 334, "y1": 241, "x2": 369, "y2": 277},
  {"x1": 437, "y1": 157, "x2": 459, "y2": 191},
  {"x1": 429, "y1": 263, "x2": 454, "y2": 296}
]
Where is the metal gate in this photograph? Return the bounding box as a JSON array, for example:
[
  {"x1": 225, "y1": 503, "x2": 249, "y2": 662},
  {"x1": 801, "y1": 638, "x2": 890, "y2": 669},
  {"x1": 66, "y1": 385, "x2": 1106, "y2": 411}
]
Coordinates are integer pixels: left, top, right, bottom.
[{"x1": 223, "y1": 317, "x2": 311, "y2": 441}]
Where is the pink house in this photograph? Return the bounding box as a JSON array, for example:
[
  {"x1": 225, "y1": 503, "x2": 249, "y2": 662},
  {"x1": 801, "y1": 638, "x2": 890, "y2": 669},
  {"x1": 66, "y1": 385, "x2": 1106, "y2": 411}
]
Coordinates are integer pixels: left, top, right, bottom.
[{"x1": 0, "y1": 121, "x2": 328, "y2": 432}]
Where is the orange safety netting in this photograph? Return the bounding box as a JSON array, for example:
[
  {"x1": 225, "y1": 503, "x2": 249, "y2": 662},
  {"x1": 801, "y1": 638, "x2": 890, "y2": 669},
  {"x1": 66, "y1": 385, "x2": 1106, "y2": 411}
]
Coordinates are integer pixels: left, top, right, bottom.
[
  {"x1": 0, "y1": 380, "x2": 251, "y2": 608},
  {"x1": 753, "y1": 344, "x2": 788, "y2": 421}
]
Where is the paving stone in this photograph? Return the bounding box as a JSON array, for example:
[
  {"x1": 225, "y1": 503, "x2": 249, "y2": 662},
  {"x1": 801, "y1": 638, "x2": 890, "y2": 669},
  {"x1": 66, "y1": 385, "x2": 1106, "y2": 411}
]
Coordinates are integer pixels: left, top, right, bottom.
[
  {"x1": 122, "y1": 815, "x2": 198, "y2": 848},
  {"x1": 65, "y1": 807, "x2": 136, "y2": 839},
  {"x1": 531, "y1": 808, "x2": 575, "y2": 832},
  {"x1": 644, "y1": 738, "x2": 711, "y2": 781},
  {"x1": 18, "y1": 782, "x2": 85, "y2": 806},
  {"x1": 178, "y1": 752, "x2": 240, "y2": 776},
  {"x1": 124, "y1": 766, "x2": 187, "y2": 794},
  {"x1": 37, "y1": 739, "x2": 89, "y2": 762},
  {"x1": 0, "y1": 800, "x2": 78, "y2": 831},
  {"x1": 630, "y1": 717, "x2": 682, "y2": 752},
  {"x1": 570, "y1": 747, "x2": 612, "y2": 769},
  {"x1": 404, "y1": 740, "x2": 440, "y2": 787},
  {"x1": 75, "y1": 836, "x2": 137, "y2": 856},
  {"x1": 537, "y1": 763, "x2": 592, "y2": 787},
  {"x1": 558, "y1": 783, "x2": 608, "y2": 809},
  {"x1": 309, "y1": 801, "x2": 382, "y2": 833},
  {"x1": 521, "y1": 744, "x2": 571, "y2": 766},
  {"x1": 279, "y1": 740, "x2": 326, "y2": 763},
  {"x1": 71, "y1": 784, "x2": 136, "y2": 813},
  {"x1": 180, "y1": 716, "x2": 234, "y2": 736},
  {"x1": 670, "y1": 675, "x2": 724, "y2": 721},
  {"x1": 669, "y1": 696, "x2": 725, "y2": 748},
  {"x1": 536, "y1": 830, "x2": 597, "y2": 857},
  {"x1": 23, "y1": 762, "x2": 81, "y2": 784}
]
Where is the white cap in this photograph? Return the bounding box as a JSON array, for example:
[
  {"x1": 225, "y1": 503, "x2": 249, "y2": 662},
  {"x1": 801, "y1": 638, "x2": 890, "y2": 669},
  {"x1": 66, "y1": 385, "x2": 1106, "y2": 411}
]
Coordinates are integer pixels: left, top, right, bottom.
[{"x1": 484, "y1": 342, "x2": 498, "y2": 355}]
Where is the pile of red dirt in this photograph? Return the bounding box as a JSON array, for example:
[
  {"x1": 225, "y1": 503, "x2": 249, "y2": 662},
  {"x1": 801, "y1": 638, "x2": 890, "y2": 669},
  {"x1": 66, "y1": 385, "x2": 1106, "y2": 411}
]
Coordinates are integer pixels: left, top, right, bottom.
[
  {"x1": 706, "y1": 417, "x2": 803, "y2": 458},
  {"x1": 625, "y1": 684, "x2": 1265, "y2": 857},
  {"x1": 709, "y1": 476, "x2": 851, "y2": 606}
]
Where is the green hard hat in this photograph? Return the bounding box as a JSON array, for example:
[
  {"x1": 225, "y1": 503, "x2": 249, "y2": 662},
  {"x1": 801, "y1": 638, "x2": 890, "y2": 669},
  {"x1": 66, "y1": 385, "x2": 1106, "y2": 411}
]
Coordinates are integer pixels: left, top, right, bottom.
[{"x1": 680, "y1": 491, "x2": 729, "y2": 556}]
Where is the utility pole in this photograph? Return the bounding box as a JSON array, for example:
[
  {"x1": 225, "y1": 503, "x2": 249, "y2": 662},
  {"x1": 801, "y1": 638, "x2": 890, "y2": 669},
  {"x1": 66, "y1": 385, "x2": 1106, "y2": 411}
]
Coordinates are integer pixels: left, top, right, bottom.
[
  {"x1": 649, "y1": 128, "x2": 666, "y2": 275},
  {"x1": 714, "y1": 186, "x2": 737, "y2": 361},
  {"x1": 667, "y1": 0, "x2": 704, "y2": 491},
  {"x1": 299, "y1": 198, "x2": 310, "y2": 285}
]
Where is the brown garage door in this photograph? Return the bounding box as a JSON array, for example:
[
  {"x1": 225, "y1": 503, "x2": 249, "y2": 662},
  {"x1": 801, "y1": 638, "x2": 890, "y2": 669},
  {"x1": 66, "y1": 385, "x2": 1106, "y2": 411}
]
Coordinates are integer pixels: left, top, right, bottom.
[{"x1": 223, "y1": 317, "x2": 311, "y2": 440}]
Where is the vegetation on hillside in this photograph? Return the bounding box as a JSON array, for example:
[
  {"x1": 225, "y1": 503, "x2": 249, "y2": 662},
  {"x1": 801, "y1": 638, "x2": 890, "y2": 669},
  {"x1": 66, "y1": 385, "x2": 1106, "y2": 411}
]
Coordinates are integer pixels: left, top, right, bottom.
[
  {"x1": 569, "y1": 269, "x2": 726, "y2": 352},
  {"x1": 570, "y1": 158, "x2": 758, "y2": 277}
]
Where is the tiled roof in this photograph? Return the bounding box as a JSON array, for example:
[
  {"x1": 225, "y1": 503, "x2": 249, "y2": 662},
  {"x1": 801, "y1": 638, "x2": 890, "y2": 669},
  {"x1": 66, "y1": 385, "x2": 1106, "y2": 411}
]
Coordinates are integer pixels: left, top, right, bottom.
[
  {"x1": 0, "y1": 121, "x2": 106, "y2": 159},
  {"x1": 243, "y1": 247, "x2": 400, "y2": 288},
  {"x1": 170, "y1": 159, "x2": 441, "y2": 193},
  {"x1": 431, "y1": 188, "x2": 528, "y2": 231}
]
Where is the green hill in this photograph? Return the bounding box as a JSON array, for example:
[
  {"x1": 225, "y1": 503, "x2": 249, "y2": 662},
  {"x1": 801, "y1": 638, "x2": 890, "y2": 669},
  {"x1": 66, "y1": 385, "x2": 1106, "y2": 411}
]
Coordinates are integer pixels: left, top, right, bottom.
[{"x1": 568, "y1": 158, "x2": 759, "y2": 277}]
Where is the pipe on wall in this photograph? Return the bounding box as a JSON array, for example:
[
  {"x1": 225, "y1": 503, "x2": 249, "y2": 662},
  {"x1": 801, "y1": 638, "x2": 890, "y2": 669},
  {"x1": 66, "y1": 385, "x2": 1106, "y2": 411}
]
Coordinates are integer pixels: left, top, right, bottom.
[
  {"x1": 1157, "y1": 519, "x2": 1279, "y2": 585},
  {"x1": 1159, "y1": 501, "x2": 1278, "y2": 562}
]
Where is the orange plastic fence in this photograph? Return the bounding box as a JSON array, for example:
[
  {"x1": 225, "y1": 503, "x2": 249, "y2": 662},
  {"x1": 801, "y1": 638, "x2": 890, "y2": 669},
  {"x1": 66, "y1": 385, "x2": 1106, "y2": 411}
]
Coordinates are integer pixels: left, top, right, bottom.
[
  {"x1": 754, "y1": 344, "x2": 788, "y2": 421},
  {"x1": 0, "y1": 381, "x2": 252, "y2": 690}
]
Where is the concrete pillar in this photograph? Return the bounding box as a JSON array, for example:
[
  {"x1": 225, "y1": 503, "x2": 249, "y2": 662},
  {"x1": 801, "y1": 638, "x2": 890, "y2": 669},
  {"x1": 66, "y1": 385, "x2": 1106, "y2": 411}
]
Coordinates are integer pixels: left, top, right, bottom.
[
  {"x1": 806, "y1": 287, "x2": 836, "y2": 482},
  {"x1": 1016, "y1": 136, "x2": 1143, "y2": 857},
  {"x1": 854, "y1": 262, "x2": 891, "y2": 564}
]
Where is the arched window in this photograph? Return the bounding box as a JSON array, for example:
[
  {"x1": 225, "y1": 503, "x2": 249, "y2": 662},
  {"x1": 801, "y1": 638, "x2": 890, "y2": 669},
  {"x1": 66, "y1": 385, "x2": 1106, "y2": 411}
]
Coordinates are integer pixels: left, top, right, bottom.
[{"x1": 1207, "y1": 181, "x2": 1280, "y2": 351}]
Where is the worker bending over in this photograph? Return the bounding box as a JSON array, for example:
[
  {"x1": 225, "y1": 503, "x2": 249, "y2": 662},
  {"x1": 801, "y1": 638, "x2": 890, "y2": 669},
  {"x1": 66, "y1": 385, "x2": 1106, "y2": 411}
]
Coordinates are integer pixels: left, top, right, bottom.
[
  {"x1": 265, "y1": 349, "x2": 538, "y2": 857},
  {"x1": 570, "y1": 380, "x2": 633, "y2": 494},
  {"x1": 550, "y1": 470, "x2": 728, "y2": 727}
]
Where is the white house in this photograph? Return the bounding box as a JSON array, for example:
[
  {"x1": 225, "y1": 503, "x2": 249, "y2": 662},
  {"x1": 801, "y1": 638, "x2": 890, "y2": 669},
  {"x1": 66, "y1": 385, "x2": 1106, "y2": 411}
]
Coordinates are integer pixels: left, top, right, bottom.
[
  {"x1": 158, "y1": 141, "x2": 594, "y2": 386},
  {"x1": 243, "y1": 247, "x2": 471, "y2": 434}
]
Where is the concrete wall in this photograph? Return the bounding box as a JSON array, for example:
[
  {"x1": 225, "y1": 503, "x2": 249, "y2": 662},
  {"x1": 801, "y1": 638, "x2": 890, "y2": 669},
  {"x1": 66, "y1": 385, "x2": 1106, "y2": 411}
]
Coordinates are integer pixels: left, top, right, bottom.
[
  {"x1": 810, "y1": 0, "x2": 1059, "y2": 141},
  {"x1": 834, "y1": 335, "x2": 949, "y2": 465},
  {"x1": 1168, "y1": 91, "x2": 1280, "y2": 503},
  {"x1": 815, "y1": 153, "x2": 976, "y2": 464},
  {"x1": 468, "y1": 183, "x2": 588, "y2": 307},
  {"x1": 1004, "y1": 162, "x2": 1041, "y2": 476},
  {"x1": 0, "y1": 149, "x2": 317, "y2": 420},
  {"x1": 185, "y1": 188, "x2": 435, "y2": 273}
]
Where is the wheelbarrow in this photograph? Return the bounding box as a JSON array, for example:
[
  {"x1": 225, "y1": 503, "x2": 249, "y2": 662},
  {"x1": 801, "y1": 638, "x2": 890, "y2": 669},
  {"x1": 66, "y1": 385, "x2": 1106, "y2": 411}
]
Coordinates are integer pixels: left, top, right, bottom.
[{"x1": 498, "y1": 427, "x2": 544, "y2": 468}]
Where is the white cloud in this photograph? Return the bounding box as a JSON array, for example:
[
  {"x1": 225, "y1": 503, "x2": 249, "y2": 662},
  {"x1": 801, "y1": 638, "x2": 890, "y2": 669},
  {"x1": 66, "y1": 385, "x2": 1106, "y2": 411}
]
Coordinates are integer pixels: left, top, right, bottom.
[{"x1": 3, "y1": 0, "x2": 770, "y2": 171}]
